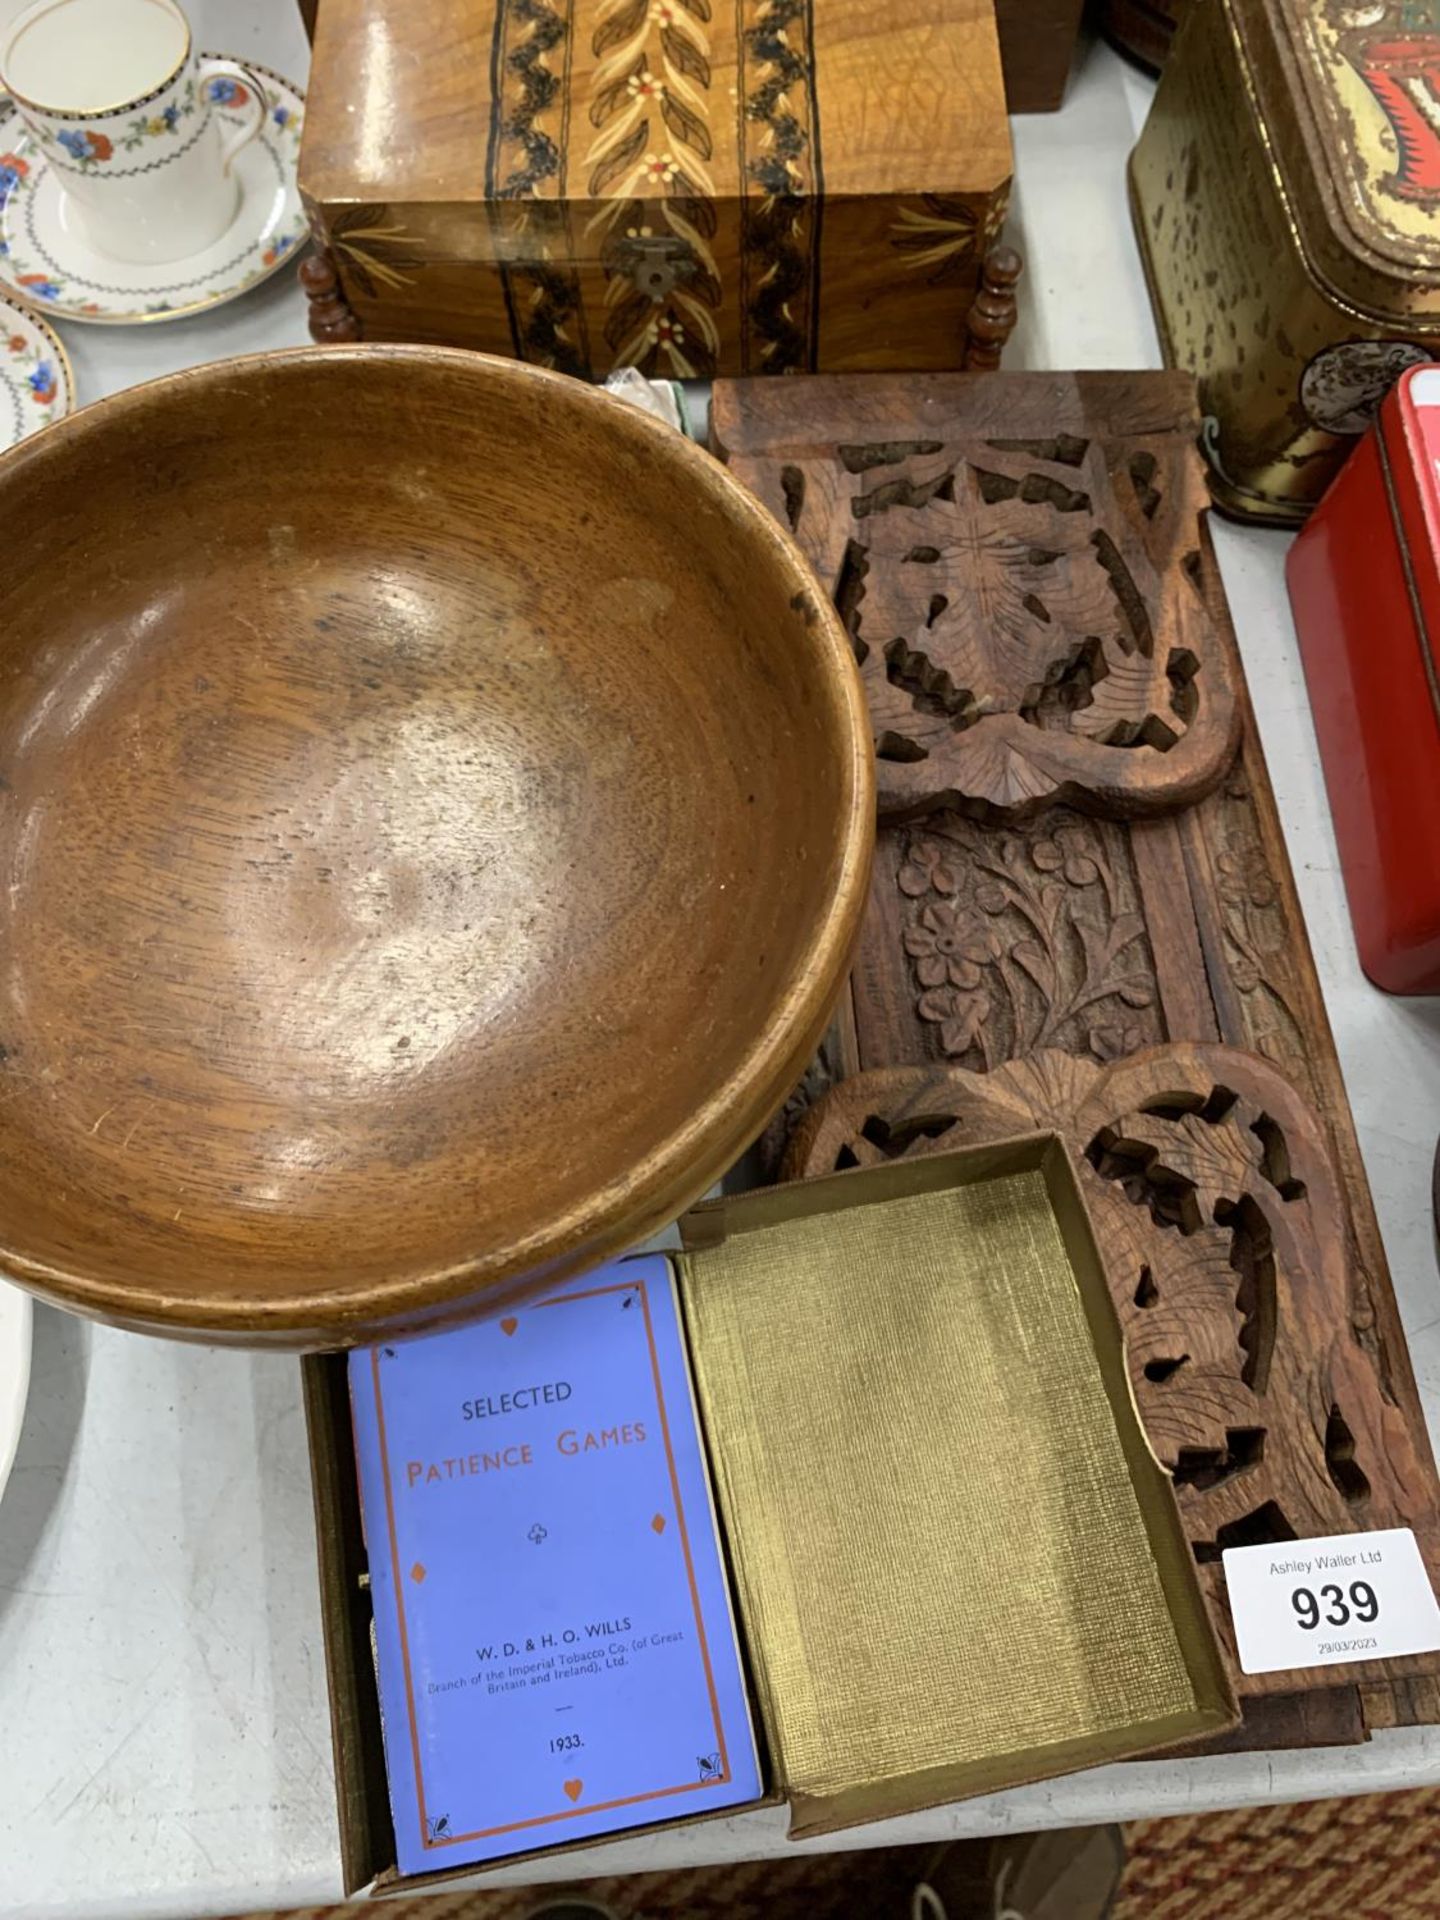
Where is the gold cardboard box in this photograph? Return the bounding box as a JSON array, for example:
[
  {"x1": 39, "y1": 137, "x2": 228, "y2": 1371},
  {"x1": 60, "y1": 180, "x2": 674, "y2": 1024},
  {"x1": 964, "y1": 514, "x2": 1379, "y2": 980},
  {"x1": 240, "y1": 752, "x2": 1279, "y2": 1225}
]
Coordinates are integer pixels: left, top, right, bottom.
[
  {"x1": 678, "y1": 1132, "x2": 1236, "y2": 1838},
  {"x1": 304, "y1": 1131, "x2": 1235, "y2": 1893}
]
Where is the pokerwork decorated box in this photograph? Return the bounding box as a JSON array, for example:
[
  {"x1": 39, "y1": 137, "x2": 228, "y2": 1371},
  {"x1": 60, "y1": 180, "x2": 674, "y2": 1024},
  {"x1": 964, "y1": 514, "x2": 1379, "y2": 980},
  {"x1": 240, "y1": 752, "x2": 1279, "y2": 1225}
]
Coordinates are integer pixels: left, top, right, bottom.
[
  {"x1": 1131, "y1": 0, "x2": 1440, "y2": 521},
  {"x1": 296, "y1": 0, "x2": 1016, "y2": 376}
]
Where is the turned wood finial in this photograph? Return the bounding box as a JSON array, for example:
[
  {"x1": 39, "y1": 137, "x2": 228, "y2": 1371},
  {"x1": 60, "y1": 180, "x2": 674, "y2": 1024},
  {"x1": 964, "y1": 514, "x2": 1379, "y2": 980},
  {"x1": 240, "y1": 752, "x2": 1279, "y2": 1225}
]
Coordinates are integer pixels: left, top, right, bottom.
[
  {"x1": 300, "y1": 248, "x2": 362, "y2": 345},
  {"x1": 961, "y1": 244, "x2": 1023, "y2": 372}
]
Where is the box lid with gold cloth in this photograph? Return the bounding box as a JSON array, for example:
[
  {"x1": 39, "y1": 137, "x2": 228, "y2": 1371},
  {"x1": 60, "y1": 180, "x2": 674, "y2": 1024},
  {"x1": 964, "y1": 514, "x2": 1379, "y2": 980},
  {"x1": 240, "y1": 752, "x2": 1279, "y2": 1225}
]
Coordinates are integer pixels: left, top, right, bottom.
[
  {"x1": 305, "y1": 1131, "x2": 1235, "y2": 1890},
  {"x1": 677, "y1": 1134, "x2": 1237, "y2": 1838},
  {"x1": 297, "y1": 0, "x2": 1013, "y2": 376}
]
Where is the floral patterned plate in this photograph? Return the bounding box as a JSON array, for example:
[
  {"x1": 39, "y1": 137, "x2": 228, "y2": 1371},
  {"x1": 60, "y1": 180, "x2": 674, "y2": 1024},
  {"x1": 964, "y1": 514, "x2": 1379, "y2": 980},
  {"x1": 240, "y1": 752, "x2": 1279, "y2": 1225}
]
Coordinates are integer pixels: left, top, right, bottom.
[
  {"x1": 0, "y1": 289, "x2": 70, "y2": 452},
  {"x1": 0, "y1": 58, "x2": 305, "y2": 326}
]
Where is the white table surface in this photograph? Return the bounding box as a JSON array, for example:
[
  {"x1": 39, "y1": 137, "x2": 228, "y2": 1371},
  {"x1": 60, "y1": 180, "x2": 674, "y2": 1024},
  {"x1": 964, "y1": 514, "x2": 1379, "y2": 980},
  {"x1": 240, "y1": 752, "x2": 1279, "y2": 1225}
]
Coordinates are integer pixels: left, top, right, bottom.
[{"x1": 4, "y1": 16, "x2": 1440, "y2": 1918}]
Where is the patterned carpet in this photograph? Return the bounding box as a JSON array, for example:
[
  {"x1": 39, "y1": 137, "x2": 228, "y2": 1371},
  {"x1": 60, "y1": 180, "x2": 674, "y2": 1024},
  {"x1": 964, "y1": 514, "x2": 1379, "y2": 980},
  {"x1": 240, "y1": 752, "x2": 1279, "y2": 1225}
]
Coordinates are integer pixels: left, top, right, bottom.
[
  {"x1": 1113, "y1": 1786, "x2": 1440, "y2": 1918},
  {"x1": 229, "y1": 1785, "x2": 1440, "y2": 1917},
  {"x1": 235, "y1": 1849, "x2": 915, "y2": 1919}
]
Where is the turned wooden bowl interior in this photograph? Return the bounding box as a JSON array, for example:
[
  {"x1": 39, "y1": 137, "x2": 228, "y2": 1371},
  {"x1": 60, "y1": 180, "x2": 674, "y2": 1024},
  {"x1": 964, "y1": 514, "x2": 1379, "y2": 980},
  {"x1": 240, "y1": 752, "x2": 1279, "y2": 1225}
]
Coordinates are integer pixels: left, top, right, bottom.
[{"x1": 0, "y1": 348, "x2": 872, "y2": 1345}]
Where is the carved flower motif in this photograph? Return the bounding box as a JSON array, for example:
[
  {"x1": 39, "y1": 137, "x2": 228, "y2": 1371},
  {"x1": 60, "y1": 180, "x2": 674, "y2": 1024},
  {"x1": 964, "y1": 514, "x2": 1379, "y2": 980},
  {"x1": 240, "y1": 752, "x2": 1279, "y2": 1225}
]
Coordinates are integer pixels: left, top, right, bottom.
[
  {"x1": 1230, "y1": 953, "x2": 1261, "y2": 994},
  {"x1": 1032, "y1": 831, "x2": 1098, "y2": 886},
  {"x1": 1216, "y1": 848, "x2": 1277, "y2": 910},
  {"x1": 917, "y1": 985, "x2": 992, "y2": 1058},
  {"x1": 905, "y1": 903, "x2": 1001, "y2": 990},
  {"x1": 898, "y1": 837, "x2": 959, "y2": 898},
  {"x1": 1090, "y1": 1021, "x2": 1147, "y2": 1062}
]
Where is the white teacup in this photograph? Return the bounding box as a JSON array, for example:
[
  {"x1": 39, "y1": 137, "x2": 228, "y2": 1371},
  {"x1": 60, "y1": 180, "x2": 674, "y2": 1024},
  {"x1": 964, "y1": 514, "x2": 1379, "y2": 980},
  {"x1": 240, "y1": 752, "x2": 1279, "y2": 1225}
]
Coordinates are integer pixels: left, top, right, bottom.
[{"x1": 0, "y1": 0, "x2": 265, "y2": 266}]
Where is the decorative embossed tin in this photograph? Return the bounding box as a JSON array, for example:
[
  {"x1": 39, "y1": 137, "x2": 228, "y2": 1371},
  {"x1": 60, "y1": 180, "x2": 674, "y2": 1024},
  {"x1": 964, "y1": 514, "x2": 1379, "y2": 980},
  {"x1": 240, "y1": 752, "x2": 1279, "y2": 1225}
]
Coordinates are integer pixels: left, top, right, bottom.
[
  {"x1": 1130, "y1": 0, "x2": 1440, "y2": 522},
  {"x1": 297, "y1": 0, "x2": 1013, "y2": 376}
]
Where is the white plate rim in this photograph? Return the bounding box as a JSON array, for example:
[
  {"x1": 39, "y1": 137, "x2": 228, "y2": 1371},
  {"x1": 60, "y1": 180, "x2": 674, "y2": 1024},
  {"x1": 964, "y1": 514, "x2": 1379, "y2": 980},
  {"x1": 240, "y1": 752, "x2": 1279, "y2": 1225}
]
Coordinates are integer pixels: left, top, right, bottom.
[{"x1": 0, "y1": 1279, "x2": 32, "y2": 1510}]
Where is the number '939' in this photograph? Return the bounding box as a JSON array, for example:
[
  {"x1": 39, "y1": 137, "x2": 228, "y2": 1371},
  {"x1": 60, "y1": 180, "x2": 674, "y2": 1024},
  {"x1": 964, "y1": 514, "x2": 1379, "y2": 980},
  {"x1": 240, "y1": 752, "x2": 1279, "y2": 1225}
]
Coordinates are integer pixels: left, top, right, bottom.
[{"x1": 1291, "y1": 1581, "x2": 1378, "y2": 1631}]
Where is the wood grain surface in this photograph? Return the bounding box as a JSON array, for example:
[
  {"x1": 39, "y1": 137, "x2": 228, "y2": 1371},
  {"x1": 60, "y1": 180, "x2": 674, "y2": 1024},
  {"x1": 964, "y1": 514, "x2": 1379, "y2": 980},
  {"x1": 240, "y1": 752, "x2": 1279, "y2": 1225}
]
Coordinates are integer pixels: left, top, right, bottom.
[
  {"x1": 714, "y1": 366, "x2": 1440, "y2": 1746},
  {"x1": 0, "y1": 346, "x2": 872, "y2": 1345},
  {"x1": 298, "y1": 0, "x2": 1014, "y2": 374}
]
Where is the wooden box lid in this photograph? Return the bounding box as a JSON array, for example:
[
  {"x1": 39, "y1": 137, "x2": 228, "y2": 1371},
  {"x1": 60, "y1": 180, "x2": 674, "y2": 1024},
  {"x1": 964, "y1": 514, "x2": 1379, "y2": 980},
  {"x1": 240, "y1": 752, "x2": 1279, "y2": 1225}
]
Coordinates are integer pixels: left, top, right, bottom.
[{"x1": 299, "y1": 0, "x2": 1014, "y2": 374}]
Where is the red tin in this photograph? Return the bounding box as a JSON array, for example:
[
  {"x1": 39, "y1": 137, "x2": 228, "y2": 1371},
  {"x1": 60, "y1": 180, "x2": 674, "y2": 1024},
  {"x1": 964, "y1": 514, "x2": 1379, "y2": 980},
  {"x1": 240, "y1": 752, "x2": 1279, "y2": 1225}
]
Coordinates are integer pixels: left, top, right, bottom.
[{"x1": 1287, "y1": 363, "x2": 1440, "y2": 994}]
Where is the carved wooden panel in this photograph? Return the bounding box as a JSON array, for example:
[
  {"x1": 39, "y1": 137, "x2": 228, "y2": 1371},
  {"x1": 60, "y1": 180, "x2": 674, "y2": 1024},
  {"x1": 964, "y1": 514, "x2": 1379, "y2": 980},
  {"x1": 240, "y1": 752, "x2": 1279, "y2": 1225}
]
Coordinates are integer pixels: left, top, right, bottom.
[
  {"x1": 713, "y1": 372, "x2": 1242, "y2": 821},
  {"x1": 869, "y1": 806, "x2": 1165, "y2": 1070},
  {"x1": 716, "y1": 368, "x2": 1440, "y2": 1745},
  {"x1": 786, "y1": 1044, "x2": 1440, "y2": 1699}
]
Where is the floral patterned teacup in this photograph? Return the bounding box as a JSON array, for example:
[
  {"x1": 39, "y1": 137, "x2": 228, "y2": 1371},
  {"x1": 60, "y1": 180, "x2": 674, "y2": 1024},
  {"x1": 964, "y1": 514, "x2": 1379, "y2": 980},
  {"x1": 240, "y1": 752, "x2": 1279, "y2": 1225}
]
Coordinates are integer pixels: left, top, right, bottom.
[{"x1": 0, "y1": 0, "x2": 265, "y2": 266}]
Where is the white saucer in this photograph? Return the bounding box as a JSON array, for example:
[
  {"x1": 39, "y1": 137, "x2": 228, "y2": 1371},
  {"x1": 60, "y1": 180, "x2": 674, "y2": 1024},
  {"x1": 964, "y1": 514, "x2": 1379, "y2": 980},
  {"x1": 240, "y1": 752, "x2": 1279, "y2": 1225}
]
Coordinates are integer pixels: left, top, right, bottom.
[
  {"x1": 0, "y1": 289, "x2": 70, "y2": 451},
  {"x1": 0, "y1": 57, "x2": 306, "y2": 326}
]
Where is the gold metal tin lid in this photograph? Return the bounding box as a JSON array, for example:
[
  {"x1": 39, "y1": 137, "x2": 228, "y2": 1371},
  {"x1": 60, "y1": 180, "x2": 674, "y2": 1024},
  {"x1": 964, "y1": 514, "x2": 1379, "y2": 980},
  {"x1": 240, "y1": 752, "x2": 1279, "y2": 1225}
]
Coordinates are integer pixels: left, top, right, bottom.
[{"x1": 1232, "y1": 0, "x2": 1440, "y2": 324}]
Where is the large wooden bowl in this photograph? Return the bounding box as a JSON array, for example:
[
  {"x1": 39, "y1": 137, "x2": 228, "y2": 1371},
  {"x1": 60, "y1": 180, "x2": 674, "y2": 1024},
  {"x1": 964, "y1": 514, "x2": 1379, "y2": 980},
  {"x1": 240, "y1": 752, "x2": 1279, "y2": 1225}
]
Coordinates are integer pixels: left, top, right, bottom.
[{"x1": 0, "y1": 349, "x2": 872, "y2": 1346}]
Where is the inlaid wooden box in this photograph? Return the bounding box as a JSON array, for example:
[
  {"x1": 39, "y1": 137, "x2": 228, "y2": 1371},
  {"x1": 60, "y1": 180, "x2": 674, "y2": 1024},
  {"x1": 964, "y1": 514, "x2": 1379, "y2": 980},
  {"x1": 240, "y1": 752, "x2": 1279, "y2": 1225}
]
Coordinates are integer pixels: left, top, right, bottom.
[{"x1": 297, "y1": 0, "x2": 1016, "y2": 376}]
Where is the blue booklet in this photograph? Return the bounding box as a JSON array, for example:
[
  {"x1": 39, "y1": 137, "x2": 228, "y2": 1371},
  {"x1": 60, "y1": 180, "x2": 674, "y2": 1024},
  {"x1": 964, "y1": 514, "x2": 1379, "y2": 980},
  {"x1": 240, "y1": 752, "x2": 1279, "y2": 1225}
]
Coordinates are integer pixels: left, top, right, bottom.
[{"x1": 349, "y1": 1255, "x2": 762, "y2": 1874}]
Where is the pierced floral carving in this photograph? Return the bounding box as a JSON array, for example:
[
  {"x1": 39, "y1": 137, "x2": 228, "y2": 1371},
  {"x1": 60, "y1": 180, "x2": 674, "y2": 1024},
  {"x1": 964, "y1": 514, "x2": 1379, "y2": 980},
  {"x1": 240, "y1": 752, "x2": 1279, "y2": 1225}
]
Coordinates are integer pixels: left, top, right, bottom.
[{"x1": 729, "y1": 399, "x2": 1242, "y2": 820}]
